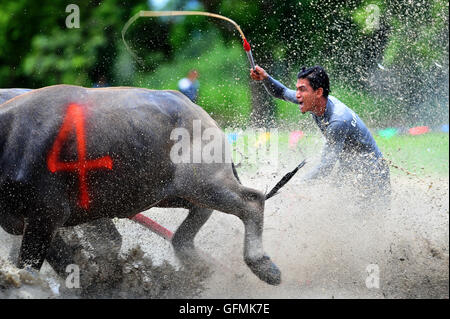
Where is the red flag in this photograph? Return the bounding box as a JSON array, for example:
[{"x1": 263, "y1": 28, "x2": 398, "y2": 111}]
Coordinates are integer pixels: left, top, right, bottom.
[{"x1": 409, "y1": 126, "x2": 429, "y2": 135}]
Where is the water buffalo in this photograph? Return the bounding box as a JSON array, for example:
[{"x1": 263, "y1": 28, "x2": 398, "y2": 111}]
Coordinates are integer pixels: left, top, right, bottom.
[
  {"x1": 0, "y1": 85, "x2": 281, "y2": 285},
  {"x1": 0, "y1": 88, "x2": 32, "y2": 104},
  {"x1": 1, "y1": 88, "x2": 123, "y2": 289}
]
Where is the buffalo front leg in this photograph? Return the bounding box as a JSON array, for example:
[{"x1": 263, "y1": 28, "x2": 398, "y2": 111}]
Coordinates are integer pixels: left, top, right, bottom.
[
  {"x1": 45, "y1": 231, "x2": 77, "y2": 276},
  {"x1": 0, "y1": 212, "x2": 24, "y2": 236},
  {"x1": 18, "y1": 217, "x2": 57, "y2": 270}
]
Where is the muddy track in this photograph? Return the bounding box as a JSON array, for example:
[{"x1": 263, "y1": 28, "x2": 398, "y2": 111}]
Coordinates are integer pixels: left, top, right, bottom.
[{"x1": 1, "y1": 157, "x2": 448, "y2": 299}]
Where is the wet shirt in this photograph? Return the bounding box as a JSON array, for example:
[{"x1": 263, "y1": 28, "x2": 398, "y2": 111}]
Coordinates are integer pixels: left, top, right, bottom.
[{"x1": 262, "y1": 76, "x2": 383, "y2": 180}]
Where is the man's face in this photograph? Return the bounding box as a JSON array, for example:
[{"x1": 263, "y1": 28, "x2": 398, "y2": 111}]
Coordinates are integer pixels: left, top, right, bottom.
[{"x1": 296, "y1": 78, "x2": 321, "y2": 114}]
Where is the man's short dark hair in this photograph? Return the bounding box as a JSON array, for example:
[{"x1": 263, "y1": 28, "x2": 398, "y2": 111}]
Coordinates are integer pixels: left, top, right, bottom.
[{"x1": 297, "y1": 66, "x2": 330, "y2": 98}]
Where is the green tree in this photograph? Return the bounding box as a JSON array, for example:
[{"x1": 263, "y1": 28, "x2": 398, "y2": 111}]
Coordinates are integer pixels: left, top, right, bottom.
[
  {"x1": 372, "y1": 0, "x2": 449, "y2": 125},
  {"x1": 0, "y1": 0, "x2": 147, "y2": 88},
  {"x1": 195, "y1": 0, "x2": 391, "y2": 126}
]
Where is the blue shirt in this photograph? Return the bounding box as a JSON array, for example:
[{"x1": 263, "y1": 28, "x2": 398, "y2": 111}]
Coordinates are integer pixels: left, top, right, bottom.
[
  {"x1": 178, "y1": 78, "x2": 199, "y2": 103},
  {"x1": 262, "y1": 76, "x2": 384, "y2": 180}
]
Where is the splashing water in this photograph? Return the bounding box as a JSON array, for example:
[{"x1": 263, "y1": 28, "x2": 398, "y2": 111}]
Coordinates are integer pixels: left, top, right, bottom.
[{"x1": 1, "y1": 145, "x2": 447, "y2": 299}]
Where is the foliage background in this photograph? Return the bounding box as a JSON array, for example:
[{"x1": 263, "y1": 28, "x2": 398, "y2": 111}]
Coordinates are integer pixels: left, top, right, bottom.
[{"x1": 0, "y1": 0, "x2": 448, "y2": 128}]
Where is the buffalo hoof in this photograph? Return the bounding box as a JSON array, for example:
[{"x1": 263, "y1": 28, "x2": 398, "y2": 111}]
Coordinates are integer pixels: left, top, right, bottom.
[{"x1": 245, "y1": 255, "x2": 281, "y2": 285}]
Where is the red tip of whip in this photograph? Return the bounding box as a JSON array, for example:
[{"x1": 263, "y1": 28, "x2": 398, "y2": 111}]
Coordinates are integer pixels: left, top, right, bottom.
[{"x1": 243, "y1": 38, "x2": 251, "y2": 52}]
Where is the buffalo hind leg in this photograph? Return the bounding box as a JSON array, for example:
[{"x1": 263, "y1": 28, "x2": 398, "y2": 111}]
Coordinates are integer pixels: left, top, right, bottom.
[
  {"x1": 178, "y1": 180, "x2": 281, "y2": 285},
  {"x1": 238, "y1": 192, "x2": 281, "y2": 286}
]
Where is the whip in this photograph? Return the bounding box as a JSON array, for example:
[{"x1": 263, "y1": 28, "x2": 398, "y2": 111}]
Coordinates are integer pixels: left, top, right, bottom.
[
  {"x1": 122, "y1": 10, "x2": 257, "y2": 69},
  {"x1": 122, "y1": 11, "x2": 307, "y2": 201}
]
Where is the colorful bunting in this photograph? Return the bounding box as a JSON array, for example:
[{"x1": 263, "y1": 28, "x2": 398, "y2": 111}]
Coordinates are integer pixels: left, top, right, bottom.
[
  {"x1": 378, "y1": 128, "x2": 398, "y2": 139},
  {"x1": 289, "y1": 130, "x2": 304, "y2": 148},
  {"x1": 409, "y1": 126, "x2": 429, "y2": 135},
  {"x1": 254, "y1": 132, "x2": 270, "y2": 147},
  {"x1": 227, "y1": 132, "x2": 239, "y2": 144}
]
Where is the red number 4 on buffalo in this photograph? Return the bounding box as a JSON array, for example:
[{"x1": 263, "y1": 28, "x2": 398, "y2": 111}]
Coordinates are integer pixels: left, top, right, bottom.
[{"x1": 47, "y1": 103, "x2": 113, "y2": 209}]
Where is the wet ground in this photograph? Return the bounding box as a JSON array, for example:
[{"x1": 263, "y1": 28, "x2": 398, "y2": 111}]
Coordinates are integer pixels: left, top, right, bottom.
[{"x1": 0, "y1": 152, "x2": 448, "y2": 299}]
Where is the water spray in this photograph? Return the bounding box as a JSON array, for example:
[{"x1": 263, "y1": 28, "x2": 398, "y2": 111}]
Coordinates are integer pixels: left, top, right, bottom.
[
  {"x1": 122, "y1": 11, "x2": 306, "y2": 234},
  {"x1": 122, "y1": 10, "x2": 307, "y2": 203},
  {"x1": 122, "y1": 10, "x2": 257, "y2": 70},
  {"x1": 384, "y1": 157, "x2": 434, "y2": 190}
]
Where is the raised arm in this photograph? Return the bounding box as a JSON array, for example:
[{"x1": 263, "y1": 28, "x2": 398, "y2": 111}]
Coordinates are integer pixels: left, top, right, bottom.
[{"x1": 250, "y1": 66, "x2": 298, "y2": 104}]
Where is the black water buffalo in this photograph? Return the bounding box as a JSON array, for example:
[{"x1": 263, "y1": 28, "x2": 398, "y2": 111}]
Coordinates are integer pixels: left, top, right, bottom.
[
  {"x1": 1, "y1": 89, "x2": 124, "y2": 291},
  {"x1": 0, "y1": 85, "x2": 281, "y2": 285},
  {"x1": 0, "y1": 89, "x2": 32, "y2": 104}
]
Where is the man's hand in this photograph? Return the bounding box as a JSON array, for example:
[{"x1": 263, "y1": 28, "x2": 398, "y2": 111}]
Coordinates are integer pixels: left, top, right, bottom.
[{"x1": 250, "y1": 65, "x2": 268, "y2": 81}]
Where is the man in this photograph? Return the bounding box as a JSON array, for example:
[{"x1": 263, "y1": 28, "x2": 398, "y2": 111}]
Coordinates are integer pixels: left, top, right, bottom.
[
  {"x1": 178, "y1": 69, "x2": 199, "y2": 103},
  {"x1": 250, "y1": 65, "x2": 390, "y2": 207}
]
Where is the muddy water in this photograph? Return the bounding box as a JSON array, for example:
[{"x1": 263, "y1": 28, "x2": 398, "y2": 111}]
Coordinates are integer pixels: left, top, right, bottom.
[{"x1": 0, "y1": 153, "x2": 448, "y2": 299}]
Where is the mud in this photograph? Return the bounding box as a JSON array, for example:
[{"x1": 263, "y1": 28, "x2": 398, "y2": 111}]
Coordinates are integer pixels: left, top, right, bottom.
[{"x1": 0, "y1": 151, "x2": 448, "y2": 299}]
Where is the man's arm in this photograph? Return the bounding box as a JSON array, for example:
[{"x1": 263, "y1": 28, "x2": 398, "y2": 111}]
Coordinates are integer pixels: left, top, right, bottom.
[
  {"x1": 250, "y1": 66, "x2": 298, "y2": 104},
  {"x1": 302, "y1": 121, "x2": 349, "y2": 181},
  {"x1": 263, "y1": 76, "x2": 299, "y2": 104}
]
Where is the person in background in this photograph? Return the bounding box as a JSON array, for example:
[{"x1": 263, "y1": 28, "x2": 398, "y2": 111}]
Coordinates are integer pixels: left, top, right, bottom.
[
  {"x1": 250, "y1": 65, "x2": 391, "y2": 208},
  {"x1": 178, "y1": 69, "x2": 199, "y2": 103}
]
